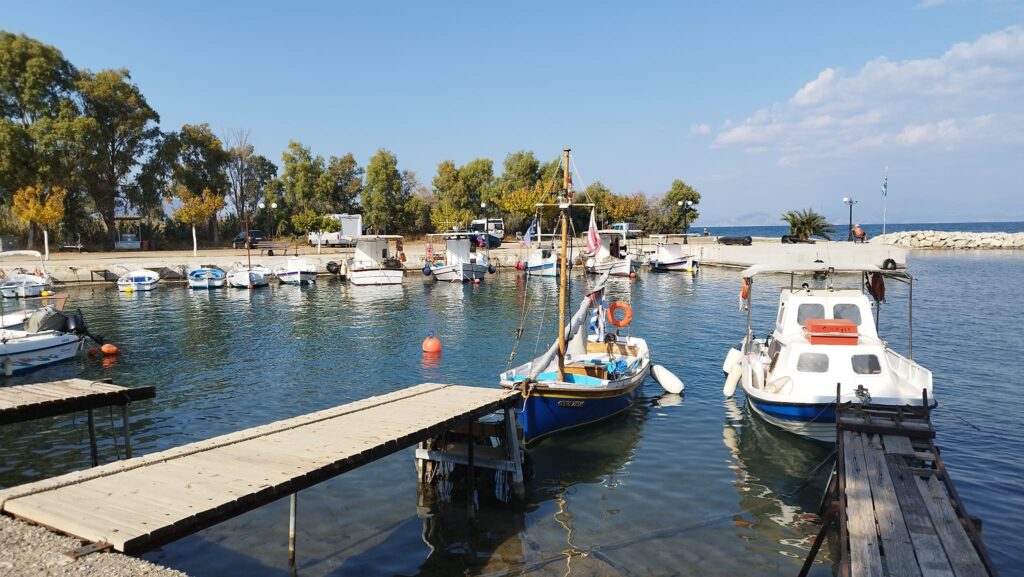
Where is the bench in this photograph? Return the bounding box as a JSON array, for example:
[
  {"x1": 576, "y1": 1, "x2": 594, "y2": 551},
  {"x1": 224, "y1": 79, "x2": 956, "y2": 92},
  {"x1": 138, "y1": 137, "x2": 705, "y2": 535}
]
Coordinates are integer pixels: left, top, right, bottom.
[{"x1": 254, "y1": 240, "x2": 293, "y2": 256}]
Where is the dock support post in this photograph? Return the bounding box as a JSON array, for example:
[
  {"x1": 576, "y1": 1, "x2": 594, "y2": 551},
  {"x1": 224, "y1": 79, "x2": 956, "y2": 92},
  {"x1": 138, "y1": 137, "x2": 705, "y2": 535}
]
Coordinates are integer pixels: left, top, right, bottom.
[
  {"x1": 87, "y1": 409, "x2": 98, "y2": 467},
  {"x1": 799, "y1": 502, "x2": 838, "y2": 577},
  {"x1": 465, "y1": 419, "x2": 475, "y2": 517},
  {"x1": 288, "y1": 492, "x2": 298, "y2": 571},
  {"x1": 121, "y1": 404, "x2": 132, "y2": 459},
  {"x1": 504, "y1": 407, "x2": 525, "y2": 500}
]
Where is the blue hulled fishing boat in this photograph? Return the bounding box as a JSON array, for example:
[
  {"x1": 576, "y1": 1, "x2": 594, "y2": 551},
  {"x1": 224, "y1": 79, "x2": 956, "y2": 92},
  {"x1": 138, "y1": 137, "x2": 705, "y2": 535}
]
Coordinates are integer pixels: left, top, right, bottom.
[{"x1": 499, "y1": 148, "x2": 651, "y2": 444}]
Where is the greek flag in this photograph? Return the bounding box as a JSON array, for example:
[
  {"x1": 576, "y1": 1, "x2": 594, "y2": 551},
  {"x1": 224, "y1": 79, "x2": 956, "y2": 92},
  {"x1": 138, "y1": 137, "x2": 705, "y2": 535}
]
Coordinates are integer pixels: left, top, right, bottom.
[
  {"x1": 521, "y1": 218, "x2": 537, "y2": 245},
  {"x1": 882, "y1": 173, "x2": 888, "y2": 197}
]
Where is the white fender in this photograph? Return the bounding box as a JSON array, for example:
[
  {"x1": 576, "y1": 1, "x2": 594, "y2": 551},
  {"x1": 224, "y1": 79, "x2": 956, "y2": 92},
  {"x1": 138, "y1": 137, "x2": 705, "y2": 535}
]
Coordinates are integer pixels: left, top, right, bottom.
[
  {"x1": 652, "y1": 364, "x2": 684, "y2": 394},
  {"x1": 723, "y1": 364, "x2": 741, "y2": 397},
  {"x1": 722, "y1": 348, "x2": 743, "y2": 374}
]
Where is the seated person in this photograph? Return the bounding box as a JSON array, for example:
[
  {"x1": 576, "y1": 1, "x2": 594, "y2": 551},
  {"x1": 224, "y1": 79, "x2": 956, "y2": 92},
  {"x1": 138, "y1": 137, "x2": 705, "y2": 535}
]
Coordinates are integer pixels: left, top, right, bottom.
[{"x1": 851, "y1": 224, "x2": 867, "y2": 242}]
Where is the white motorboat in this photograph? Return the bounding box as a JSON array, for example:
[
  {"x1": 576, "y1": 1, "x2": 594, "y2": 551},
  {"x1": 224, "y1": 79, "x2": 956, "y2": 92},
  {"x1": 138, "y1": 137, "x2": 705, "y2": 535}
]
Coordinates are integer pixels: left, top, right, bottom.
[
  {"x1": 227, "y1": 263, "x2": 271, "y2": 288},
  {"x1": 648, "y1": 235, "x2": 699, "y2": 273},
  {"x1": 519, "y1": 218, "x2": 565, "y2": 277},
  {"x1": 0, "y1": 251, "x2": 51, "y2": 298},
  {"x1": 1, "y1": 305, "x2": 99, "y2": 375},
  {"x1": 427, "y1": 233, "x2": 492, "y2": 283},
  {"x1": 117, "y1": 269, "x2": 160, "y2": 292},
  {"x1": 722, "y1": 264, "x2": 934, "y2": 442},
  {"x1": 585, "y1": 230, "x2": 640, "y2": 277},
  {"x1": 187, "y1": 265, "x2": 227, "y2": 289},
  {"x1": 349, "y1": 235, "x2": 405, "y2": 286},
  {"x1": 274, "y1": 258, "x2": 317, "y2": 285}
]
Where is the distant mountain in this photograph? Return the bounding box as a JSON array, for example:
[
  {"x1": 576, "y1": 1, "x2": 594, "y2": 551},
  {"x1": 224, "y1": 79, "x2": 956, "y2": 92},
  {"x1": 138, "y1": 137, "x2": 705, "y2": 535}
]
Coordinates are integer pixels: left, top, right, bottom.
[{"x1": 706, "y1": 212, "x2": 782, "y2": 227}]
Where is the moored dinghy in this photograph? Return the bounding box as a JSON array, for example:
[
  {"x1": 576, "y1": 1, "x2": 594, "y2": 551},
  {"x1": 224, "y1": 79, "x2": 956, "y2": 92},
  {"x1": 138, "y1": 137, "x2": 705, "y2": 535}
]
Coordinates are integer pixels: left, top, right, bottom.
[
  {"x1": 428, "y1": 233, "x2": 491, "y2": 282},
  {"x1": 227, "y1": 263, "x2": 271, "y2": 288},
  {"x1": 584, "y1": 230, "x2": 640, "y2": 277},
  {"x1": 647, "y1": 234, "x2": 699, "y2": 273},
  {"x1": 722, "y1": 263, "x2": 934, "y2": 442},
  {"x1": 1, "y1": 305, "x2": 102, "y2": 375},
  {"x1": 187, "y1": 265, "x2": 227, "y2": 289},
  {"x1": 117, "y1": 269, "x2": 160, "y2": 292}
]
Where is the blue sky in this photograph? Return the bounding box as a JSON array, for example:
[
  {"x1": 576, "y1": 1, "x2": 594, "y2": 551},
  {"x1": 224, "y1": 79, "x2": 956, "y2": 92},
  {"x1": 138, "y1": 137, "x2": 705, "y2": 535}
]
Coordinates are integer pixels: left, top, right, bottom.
[{"x1": 6, "y1": 0, "x2": 1023, "y2": 225}]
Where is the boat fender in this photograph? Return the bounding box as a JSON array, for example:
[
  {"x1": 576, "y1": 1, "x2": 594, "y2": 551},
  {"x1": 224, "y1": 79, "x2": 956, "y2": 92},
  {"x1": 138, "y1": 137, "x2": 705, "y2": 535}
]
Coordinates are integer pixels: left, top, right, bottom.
[
  {"x1": 421, "y1": 265, "x2": 432, "y2": 276},
  {"x1": 488, "y1": 265, "x2": 496, "y2": 274},
  {"x1": 607, "y1": 301, "x2": 633, "y2": 328},
  {"x1": 722, "y1": 348, "x2": 743, "y2": 374},
  {"x1": 723, "y1": 365, "x2": 741, "y2": 396},
  {"x1": 867, "y1": 272, "x2": 885, "y2": 302},
  {"x1": 34, "y1": 267, "x2": 42, "y2": 276},
  {"x1": 326, "y1": 261, "x2": 341, "y2": 275},
  {"x1": 400, "y1": 252, "x2": 407, "y2": 262},
  {"x1": 652, "y1": 364, "x2": 684, "y2": 393},
  {"x1": 882, "y1": 258, "x2": 897, "y2": 271},
  {"x1": 740, "y1": 277, "x2": 750, "y2": 300}
]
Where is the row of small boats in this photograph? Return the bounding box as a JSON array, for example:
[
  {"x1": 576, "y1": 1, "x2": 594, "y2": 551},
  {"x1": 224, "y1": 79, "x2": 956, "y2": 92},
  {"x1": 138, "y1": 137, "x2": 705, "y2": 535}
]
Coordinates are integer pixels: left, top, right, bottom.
[{"x1": 118, "y1": 259, "x2": 319, "y2": 292}]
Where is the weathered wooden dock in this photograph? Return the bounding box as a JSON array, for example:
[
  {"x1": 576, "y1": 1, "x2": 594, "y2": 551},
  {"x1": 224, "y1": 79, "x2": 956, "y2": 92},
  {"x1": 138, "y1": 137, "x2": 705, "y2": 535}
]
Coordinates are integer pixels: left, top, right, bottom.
[
  {"x1": 0, "y1": 378, "x2": 155, "y2": 464},
  {"x1": 801, "y1": 401, "x2": 998, "y2": 577},
  {"x1": 0, "y1": 383, "x2": 520, "y2": 555}
]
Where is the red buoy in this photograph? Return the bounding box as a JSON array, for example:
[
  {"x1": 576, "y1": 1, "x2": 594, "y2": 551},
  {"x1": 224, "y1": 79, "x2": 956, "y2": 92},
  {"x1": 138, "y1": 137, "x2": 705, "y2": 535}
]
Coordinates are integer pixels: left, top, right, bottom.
[
  {"x1": 422, "y1": 332, "x2": 442, "y2": 353},
  {"x1": 100, "y1": 343, "x2": 120, "y2": 356}
]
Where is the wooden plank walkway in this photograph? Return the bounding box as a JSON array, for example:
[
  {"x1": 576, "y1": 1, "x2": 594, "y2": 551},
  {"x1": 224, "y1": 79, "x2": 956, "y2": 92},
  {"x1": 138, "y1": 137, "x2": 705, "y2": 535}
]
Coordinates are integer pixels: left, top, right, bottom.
[
  {"x1": 0, "y1": 378, "x2": 155, "y2": 425},
  {"x1": 0, "y1": 383, "x2": 518, "y2": 555},
  {"x1": 801, "y1": 403, "x2": 998, "y2": 577}
]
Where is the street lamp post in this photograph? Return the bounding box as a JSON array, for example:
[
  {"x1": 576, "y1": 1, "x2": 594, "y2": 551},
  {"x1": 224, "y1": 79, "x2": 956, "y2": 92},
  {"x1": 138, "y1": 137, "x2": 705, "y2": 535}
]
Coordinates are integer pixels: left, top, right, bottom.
[
  {"x1": 677, "y1": 200, "x2": 694, "y2": 244},
  {"x1": 842, "y1": 197, "x2": 858, "y2": 241},
  {"x1": 259, "y1": 201, "x2": 278, "y2": 238}
]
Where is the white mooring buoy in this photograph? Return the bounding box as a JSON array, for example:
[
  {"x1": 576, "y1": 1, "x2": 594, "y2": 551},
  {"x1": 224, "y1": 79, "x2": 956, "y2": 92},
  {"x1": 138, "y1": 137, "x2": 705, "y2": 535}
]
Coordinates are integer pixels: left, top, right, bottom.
[{"x1": 652, "y1": 364, "x2": 684, "y2": 394}]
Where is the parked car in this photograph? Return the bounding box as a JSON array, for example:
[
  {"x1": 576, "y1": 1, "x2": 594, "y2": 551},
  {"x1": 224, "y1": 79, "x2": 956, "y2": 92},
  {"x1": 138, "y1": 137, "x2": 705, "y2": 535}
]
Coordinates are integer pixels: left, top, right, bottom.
[
  {"x1": 610, "y1": 222, "x2": 641, "y2": 239},
  {"x1": 232, "y1": 230, "x2": 265, "y2": 249}
]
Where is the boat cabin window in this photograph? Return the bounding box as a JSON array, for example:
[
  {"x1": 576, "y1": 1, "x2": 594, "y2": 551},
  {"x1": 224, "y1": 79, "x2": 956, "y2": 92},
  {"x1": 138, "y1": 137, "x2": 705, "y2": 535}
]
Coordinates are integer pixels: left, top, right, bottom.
[
  {"x1": 767, "y1": 338, "x2": 783, "y2": 359},
  {"x1": 851, "y1": 354, "x2": 882, "y2": 375},
  {"x1": 776, "y1": 303, "x2": 785, "y2": 326},
  {"x1": 796, "y1": 352, "x2": 829, "y2": 373},
  {"x1": 833, "y1": 303, "x2": 862, "y2": 325},
  {"x1": 381, "y1": 248, "x2": 389, "y2": 259},
  {"x1": 797, "y1": 304, "x2": 825, "y2": 326}
]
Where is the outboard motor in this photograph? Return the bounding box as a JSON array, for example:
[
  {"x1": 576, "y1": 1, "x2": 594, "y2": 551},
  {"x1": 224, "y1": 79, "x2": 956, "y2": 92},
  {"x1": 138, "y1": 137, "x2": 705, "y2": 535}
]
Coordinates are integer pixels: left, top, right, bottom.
[{"x1": 63, "y1": 309, "x2": 104, "y2": 344}]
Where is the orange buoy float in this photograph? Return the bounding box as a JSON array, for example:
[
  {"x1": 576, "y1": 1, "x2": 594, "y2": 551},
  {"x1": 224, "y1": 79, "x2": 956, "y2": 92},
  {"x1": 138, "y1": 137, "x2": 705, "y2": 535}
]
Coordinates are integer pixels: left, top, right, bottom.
[
  {"x1": 740, "y1": 277, "x2": 750, "y2": 300},
  {"x1": 422, "y1": 331, "x2": 442, "y2": 353},
  {"x1": 100, "y1": 343, "x2": 120, "y2": 356},
  {"x1": 87, "y1": 348, "x2": 99, "y2": 357},
  {"x1": 606, "y1": 301, "x2": 633, "y2": 328}
]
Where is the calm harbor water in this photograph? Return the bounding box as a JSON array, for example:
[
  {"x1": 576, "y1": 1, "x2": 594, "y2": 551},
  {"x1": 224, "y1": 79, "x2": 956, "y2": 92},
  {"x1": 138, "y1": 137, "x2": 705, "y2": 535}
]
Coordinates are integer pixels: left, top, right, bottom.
[{"x1": 1, "y1": 249, "x2": 1021, "y2": 576}]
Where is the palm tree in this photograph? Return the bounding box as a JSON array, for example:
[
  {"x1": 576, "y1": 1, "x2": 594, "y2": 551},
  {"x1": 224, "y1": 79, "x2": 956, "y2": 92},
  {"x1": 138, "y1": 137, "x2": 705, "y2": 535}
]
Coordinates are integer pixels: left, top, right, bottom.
[{"x1": 781, "y1": 208, "x2": 835, "y2": 240}]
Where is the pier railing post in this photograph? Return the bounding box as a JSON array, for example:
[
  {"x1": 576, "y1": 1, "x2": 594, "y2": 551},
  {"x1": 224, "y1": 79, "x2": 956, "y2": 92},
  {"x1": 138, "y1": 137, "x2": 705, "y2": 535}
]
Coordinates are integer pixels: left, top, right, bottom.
[
  {"x1": 465, "y1": 419, "x2": 475, "y2": 518},
  {"x1": 121, "y1": 404, "x2": 132, "y2": 459},
  {"x1": 288, "y1": 492, "x2": 298, "y2": 571}
]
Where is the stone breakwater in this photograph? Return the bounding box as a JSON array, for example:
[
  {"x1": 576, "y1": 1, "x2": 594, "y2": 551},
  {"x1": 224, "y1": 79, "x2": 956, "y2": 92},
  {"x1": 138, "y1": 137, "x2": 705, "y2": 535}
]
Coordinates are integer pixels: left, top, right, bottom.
[{"x1": 872, "y1": 231, "x2": 1024, "y2": 249}]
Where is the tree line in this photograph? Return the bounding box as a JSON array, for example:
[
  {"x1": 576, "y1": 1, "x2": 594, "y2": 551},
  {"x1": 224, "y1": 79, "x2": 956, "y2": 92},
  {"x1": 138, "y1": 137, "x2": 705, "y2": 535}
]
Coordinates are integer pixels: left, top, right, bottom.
[{"x1": 0, "y1": 31, "x2": 702, "y2": 251}]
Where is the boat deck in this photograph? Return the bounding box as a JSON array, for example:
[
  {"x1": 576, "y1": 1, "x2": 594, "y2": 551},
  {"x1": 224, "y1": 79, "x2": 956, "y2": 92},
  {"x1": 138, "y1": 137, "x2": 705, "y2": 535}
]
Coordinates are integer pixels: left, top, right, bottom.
[
  {"x1": 0, "y1": 383, "x2": 518, "y2": 555},
  {"x1": 801, "y1": 402, "x2": 997, "y2": 577}
]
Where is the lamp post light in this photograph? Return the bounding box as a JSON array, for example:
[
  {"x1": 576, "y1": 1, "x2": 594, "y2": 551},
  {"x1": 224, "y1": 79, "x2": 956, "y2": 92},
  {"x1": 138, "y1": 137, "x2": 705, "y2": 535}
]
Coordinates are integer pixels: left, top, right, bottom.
[
  {"x1": 258, "y1": 201, "x2": 279, "y2": 238},
  {"x1": 678, "y1": 199, "x2": 695, "y2": 244},
  {"x1": 842, "y1": 197, "x2": 858, "y2": 241}
]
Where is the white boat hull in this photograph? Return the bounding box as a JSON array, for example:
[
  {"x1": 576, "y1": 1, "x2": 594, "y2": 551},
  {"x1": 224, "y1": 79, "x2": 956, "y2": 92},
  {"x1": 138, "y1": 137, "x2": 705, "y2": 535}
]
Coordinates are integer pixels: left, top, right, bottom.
[
  {"x1": 432, "y1": 262, "x2": 487, "y2": 282},
  {"x1": 0, "y1": 283, "x2": 45, "y2": 298},
  {"x1": 586, "y1": 258, "x2": 638, "y2": 277},
  {"x1": 188, "y1": 277, "x2": 226, "y2": 289},
  {"x1": 277, "y1": 271, "x2": 317, "y2": 285},
  {"x1": 649, "y1": 257, "x2": 698, "y2": 272},
  {"x1": 349, "y1": 268, "x2": 404, "y2": 286},
  {"x1": 227, "y1": 268, "x2": 270, "y2": 288},
  {"x1": 0, "y1": 331, "x2": 83, "y2": 375}
]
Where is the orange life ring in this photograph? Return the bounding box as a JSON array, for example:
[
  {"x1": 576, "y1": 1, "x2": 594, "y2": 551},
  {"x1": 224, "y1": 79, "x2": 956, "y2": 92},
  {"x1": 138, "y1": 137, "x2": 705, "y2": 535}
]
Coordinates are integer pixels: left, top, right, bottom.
[
  {"x1": 607, "y1": 301, "x2": 633, "y2": 328},
  {"x1": 740, "y1": 277, "x2": 750, "y2": 300}
]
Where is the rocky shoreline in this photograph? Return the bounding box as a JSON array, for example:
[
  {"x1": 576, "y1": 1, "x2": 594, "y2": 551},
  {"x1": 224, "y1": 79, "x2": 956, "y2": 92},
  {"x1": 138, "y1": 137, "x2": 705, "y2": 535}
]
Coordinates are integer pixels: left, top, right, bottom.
[{"x1": 872, "y1": 231, "x2": 1024, "y2": 249}]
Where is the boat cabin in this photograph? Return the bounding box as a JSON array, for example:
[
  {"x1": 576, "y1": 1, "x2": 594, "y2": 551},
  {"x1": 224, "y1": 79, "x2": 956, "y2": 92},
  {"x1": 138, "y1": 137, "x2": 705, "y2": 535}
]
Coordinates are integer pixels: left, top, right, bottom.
[
  {"x1": 774, "y1": 288, "x2": 877, "y2": 340},
  {"x1": 352, "y1": 235, "x2": 403, "y2": 269},
  {"x1": 594, "y1": 230, "x2": 631, "y2": 261},
  {"x1": 429, "y1": 233, "x2": 488, "y2": 266}
]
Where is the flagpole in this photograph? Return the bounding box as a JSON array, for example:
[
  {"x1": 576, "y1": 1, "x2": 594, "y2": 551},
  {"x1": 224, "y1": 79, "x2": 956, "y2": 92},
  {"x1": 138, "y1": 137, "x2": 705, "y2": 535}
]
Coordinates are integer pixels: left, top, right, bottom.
[{"x1": 882, "y1": 167, "x2": 888, "y2": 239}]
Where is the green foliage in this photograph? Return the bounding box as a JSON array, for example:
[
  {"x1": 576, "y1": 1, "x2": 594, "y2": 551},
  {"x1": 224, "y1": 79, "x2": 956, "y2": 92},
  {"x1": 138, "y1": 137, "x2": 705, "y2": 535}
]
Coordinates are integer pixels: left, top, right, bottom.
[
  {"x1": 319, "y1": 153, "x2": 363, "y2": 214},
  {"x1": 661, "y1": 179, "x2": 701, "y2": 232},
  {"x1": 77, "y1": 68, "x2": 160, "y2": 244},
  {"x1": 497, "y1": 150, "x2": 540, "y2": 194},
  {"x1": 604, "y1": 192, "x2": 646, "y2": 223},
  {"x1": 168, "y1": 123, "x2": 229, "y2": 198},
  {"x1": 280, "y1": 140, "x2": 323, "y2": 208},
  {"x1": 0, "y1": 32, "x2": 76, "y2": 127},
  {"x1": 459, "y1": 158, "x2": 495, "y2": 206},
  {"x1": 782, "y1": 208, "x2": 835, "y2": 240},
  {"x1": 290, "y1": 208, "x2": 334, "y2": 235},
  {"x1": 361, "y1": 148, "x2": 405, "y2": 233}
]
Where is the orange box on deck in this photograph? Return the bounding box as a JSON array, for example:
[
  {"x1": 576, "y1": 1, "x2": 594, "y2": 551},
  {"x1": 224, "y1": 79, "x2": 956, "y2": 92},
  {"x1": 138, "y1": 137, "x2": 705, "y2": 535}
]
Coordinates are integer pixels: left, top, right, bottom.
[{"x1": 803, "y1": 318, "x2": 859, "y2": 345}]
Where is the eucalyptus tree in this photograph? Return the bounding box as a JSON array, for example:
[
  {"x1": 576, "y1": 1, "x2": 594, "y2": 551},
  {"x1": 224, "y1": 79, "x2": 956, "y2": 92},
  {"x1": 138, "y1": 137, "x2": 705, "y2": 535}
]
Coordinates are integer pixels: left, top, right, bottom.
[
  {"x1": 361, "y1": 148, "x2": 405, "y2": 233},
  {"x1": 76, "y1": 68, "x2": 160, "y2": 246},
  {"x1": 318, "y1": 153, "x2": 363, "y2": 214}
]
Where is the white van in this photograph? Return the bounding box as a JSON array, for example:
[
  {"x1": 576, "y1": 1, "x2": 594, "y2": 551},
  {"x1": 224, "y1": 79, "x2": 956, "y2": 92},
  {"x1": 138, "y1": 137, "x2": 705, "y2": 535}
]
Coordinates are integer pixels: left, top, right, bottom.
[
  {"x1": 468, "y1": 218, "x2": 505, "y2": 240},
  {"x1": 308, "y1": 214, "x2": 363, "y2": 247}
]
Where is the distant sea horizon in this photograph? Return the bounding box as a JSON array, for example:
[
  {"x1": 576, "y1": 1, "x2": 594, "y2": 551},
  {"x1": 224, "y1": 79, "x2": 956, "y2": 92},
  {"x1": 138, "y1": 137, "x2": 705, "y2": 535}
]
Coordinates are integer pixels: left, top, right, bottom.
[{"x1": 694, "y1": 221, "x2": 1024, "y2": 239}]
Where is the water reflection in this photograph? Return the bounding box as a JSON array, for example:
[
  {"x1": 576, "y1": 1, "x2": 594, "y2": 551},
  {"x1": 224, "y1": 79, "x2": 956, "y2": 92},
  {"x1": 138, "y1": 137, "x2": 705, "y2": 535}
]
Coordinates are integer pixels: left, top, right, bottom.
[{"x1": 722, "y1": 398, "x2": 834, "y2": 561}]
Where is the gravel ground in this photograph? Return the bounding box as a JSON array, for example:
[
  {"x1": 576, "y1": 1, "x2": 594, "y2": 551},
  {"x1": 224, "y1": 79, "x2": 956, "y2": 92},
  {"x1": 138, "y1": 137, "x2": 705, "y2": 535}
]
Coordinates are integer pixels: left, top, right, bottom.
[{"x1": 0, "y1": 515, "x2": 188, "y2": 577}]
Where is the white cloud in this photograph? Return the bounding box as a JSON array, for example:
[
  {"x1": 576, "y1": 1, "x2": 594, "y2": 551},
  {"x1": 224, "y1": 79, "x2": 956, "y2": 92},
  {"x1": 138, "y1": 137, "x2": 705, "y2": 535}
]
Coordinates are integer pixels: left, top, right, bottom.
[
  {"x1": 712, "y1": 26, "x2": 1024, "y2": 165},
  {"x1": 689, "y1": 123, "x2": 711, "y2": 135}
]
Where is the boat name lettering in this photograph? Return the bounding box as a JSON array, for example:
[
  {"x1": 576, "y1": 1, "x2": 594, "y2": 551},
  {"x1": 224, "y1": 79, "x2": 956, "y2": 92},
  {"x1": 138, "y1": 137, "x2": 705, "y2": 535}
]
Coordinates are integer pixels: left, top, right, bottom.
[{"x1": 557, "y1": 400, "x2": 585, "y2": 408}]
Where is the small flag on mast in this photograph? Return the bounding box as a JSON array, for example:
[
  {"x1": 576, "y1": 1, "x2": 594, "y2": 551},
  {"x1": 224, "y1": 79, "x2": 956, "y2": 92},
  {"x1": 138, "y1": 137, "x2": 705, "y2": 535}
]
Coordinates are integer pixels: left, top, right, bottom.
[
  {"x1": 882, "y1": 172, "x2": 888, "y2": 197},
  {"x1": 585, "y1": 209, "x2": 601, "y2": 257},
  {"x1": 521, "y1": 218, "x2": 537, "y2": 246}
]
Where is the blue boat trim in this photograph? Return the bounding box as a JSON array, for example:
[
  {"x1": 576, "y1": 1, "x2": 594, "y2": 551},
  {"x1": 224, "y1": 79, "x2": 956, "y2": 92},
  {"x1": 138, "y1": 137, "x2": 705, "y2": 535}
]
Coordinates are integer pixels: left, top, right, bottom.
[{"x1": 518, "y1": 380, "x2": 642, "y2": 443}]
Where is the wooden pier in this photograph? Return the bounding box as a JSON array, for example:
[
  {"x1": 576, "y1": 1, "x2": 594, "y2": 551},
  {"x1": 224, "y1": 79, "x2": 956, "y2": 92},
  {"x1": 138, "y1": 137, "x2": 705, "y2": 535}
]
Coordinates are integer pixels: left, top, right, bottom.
[
  {"x1": 801, "y1": 401, "x2": 998, "y2": 577},
  {"x1": 0, "y1": 378, "x2": 155, "y2": 465},
  {"x1": 0, "y1": 383, "x2": 520, "y2": 555}
]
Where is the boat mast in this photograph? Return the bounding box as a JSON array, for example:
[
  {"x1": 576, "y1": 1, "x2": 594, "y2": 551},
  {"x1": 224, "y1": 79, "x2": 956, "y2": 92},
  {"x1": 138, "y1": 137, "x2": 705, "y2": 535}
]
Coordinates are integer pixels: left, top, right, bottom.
[
  {"x1": 557, "y1": 148, "x2": 571, "y2": 380},
  {"x1": 243, "y1": 208, "x2": 254, "y2": 289}
]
